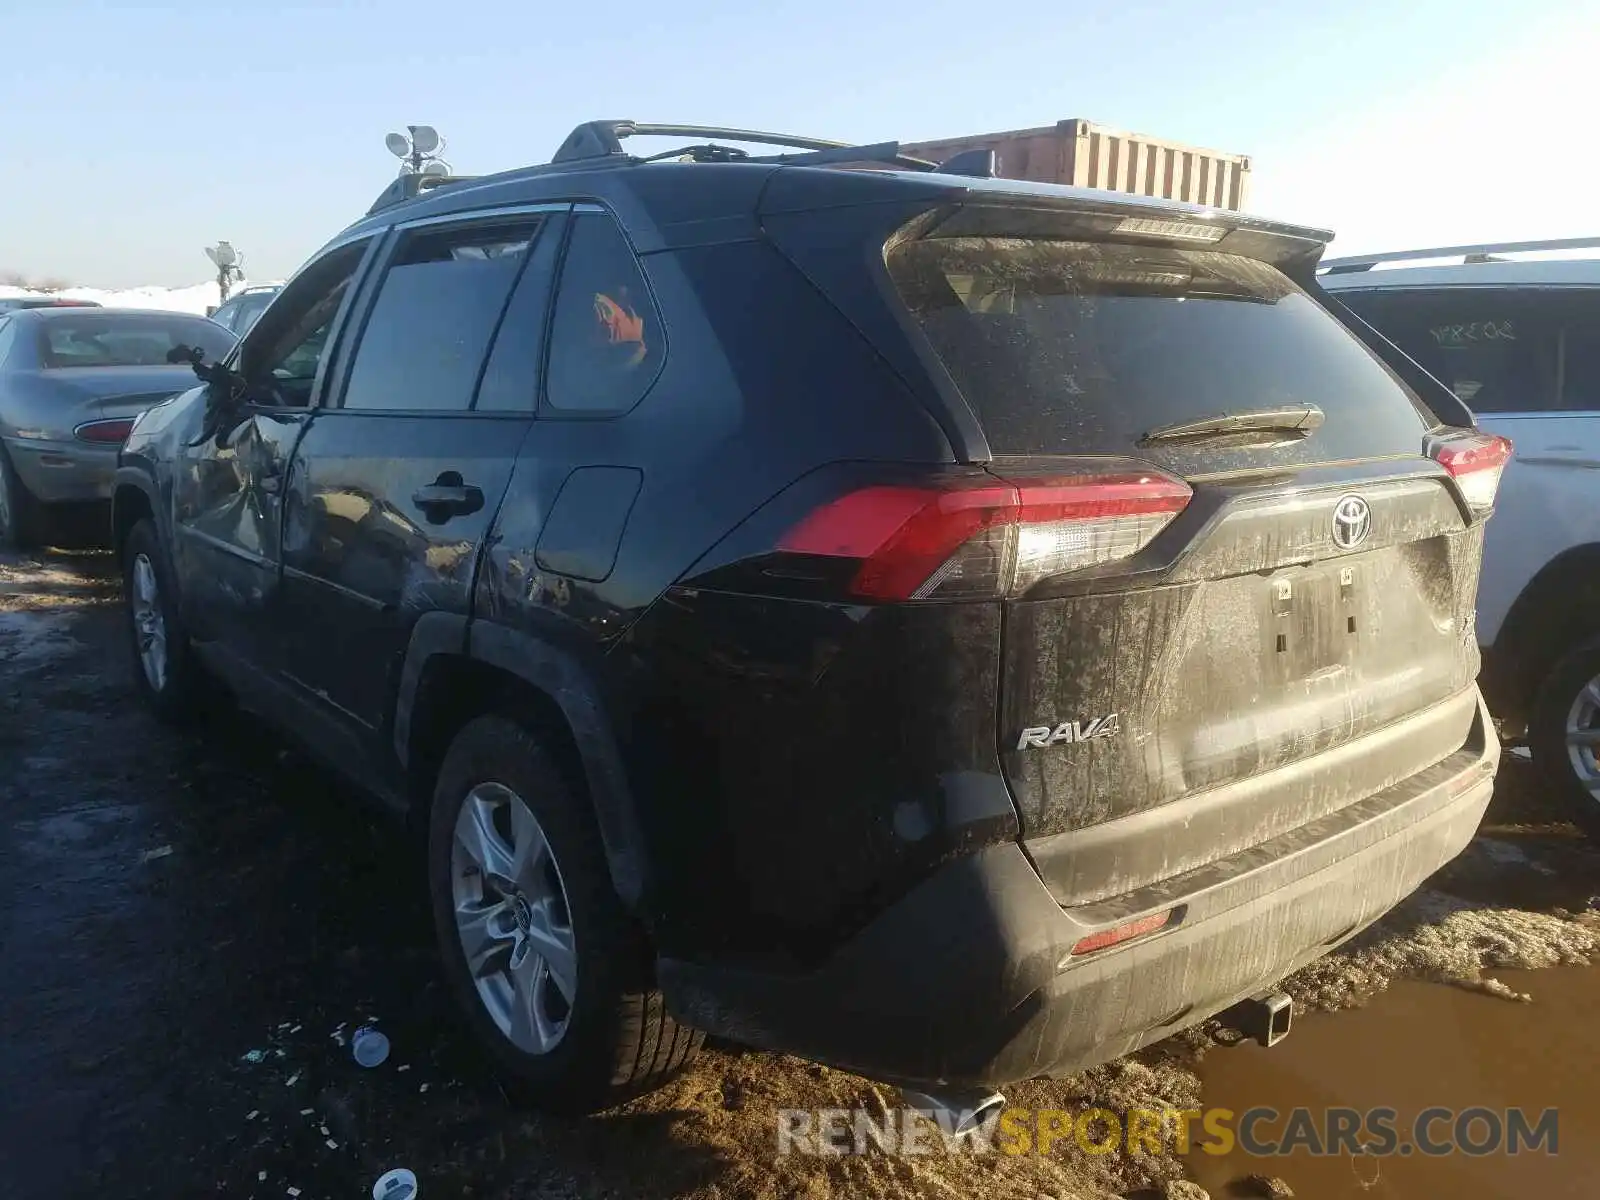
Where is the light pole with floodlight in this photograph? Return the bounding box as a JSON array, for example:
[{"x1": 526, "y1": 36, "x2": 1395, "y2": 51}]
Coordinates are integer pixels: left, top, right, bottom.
[
  {"x1": 384, "y1": 125, "x2": 450, "y2": 177},
  {"x1": 204, "y1": 241, "x2": 243, "y2": 304}
]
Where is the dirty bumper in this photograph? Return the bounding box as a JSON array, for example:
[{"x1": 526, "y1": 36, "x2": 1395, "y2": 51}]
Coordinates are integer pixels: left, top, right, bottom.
[{"x1": 661, "y1": 698, "x2": 1499, "y2": 1088}]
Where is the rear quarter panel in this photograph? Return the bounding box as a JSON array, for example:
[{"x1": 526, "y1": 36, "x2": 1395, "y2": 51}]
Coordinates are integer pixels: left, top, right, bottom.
[
  {"x1": 475, "y1": 235, "x2": 955, "y2": 957},
  {"x1": 1472, "y1": 410, "x2": 1600, "y2": 648}
]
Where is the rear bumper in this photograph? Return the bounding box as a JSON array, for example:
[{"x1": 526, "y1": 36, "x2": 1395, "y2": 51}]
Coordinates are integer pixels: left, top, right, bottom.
[
  {"x1": 661, "y1": 694, "x2": 1498, "y2": 1087},
  {"x1": 3, "y1": 437, "x2": 116, "y2": 504}
]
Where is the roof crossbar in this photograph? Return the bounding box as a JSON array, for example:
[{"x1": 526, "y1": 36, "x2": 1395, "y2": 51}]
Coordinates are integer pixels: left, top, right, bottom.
[
  {"x1": 552, "y1": 120, "x2": 950, "y2": 173},
  {"x1": 554, "y1": 121, "x2": 849, "y2": 163},
  {"x1": 1321, "y1": 235, "x2": 1600, "y2": 273}
]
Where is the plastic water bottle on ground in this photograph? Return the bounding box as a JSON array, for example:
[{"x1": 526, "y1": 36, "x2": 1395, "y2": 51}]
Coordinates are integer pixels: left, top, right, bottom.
[
  {"x1": 372, "y1": 1167, "x2": 417, "y2": 1199},
  {"x1": 352, "y1": 1024, "x2": 390, "y2": 1068}
]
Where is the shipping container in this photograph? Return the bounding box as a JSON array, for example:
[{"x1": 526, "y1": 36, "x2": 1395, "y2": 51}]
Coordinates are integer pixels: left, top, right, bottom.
[{"x1": 903, "y1": 118, "x2": 1251, "y2": 211}]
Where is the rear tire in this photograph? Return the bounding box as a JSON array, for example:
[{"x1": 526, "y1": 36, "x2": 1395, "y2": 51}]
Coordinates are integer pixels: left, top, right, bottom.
[
  {"x1": 0, "y1": 445, "x2": 43, "y2": 551},
  {"x1": 1528, "y1": 638, "x2": 1600, "y2": 840},
  {"x1": 122, "y1": 518, "x2": 207, "y2": 722},
  {"x1": 428, "y1": 714, "x2": 702, "y2": 1112}
]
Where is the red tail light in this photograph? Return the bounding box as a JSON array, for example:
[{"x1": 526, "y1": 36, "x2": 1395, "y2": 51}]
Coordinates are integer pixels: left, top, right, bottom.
[
  {"x1": 778, "y1": 469, "x2": 1192, "y2": 601},
  {"x1": 73, "y1": 417, "x2": 138, "y2": 444},
  {"x1": 1430, "y1": 432, "x2": 1512, "y2": 514}
]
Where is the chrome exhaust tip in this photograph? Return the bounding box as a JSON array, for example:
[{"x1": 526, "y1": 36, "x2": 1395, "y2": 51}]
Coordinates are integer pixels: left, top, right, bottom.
[{"x1": 900, "y1": 1086, "x2": 1008, "y2": 1138}]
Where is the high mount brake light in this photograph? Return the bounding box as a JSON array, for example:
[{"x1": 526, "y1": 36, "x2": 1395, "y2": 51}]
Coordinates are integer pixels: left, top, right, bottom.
[
  {"x1": 778, "y1": 471, "x2": 1193, "y2": 601},
  {"x1": 1430, "y1": 432, "x2": 1512, "y2": 514}
]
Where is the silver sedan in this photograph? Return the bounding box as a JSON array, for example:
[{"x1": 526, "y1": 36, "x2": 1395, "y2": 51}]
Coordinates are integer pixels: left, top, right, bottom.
[{"x1": 0, "y1": 306, "x2": 236, "y2": 548}]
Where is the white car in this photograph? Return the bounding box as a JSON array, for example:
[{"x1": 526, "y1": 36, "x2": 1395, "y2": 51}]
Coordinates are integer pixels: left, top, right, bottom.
[{"x1": 1322, "y1": 238, "x2": 1600, "y2": 835}]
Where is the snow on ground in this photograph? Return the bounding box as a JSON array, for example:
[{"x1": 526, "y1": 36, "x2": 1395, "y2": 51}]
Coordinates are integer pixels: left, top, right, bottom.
[
  {"x1": 1285, "y1": 886, "x2": 1600, "y2": 1010},
  {"x1": 0, "y1": 279, "x2": 278, "y2": 315}
]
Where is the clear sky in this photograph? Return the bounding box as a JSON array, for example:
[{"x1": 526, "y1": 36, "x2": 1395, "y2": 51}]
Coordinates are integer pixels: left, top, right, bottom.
[{"x1": 4, "y1": 0, "x2": 1596, "y2": 287}]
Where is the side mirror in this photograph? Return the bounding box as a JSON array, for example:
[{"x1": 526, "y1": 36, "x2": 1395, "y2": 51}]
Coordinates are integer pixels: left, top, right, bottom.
[{"x1": 197, "y1": 382, "x2": 251, "y2": 450}]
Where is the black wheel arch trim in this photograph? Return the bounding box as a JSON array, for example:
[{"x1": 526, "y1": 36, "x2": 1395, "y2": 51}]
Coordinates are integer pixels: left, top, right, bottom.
[
  {"x1": 393, "y1": 615, "x2": 648, "y2": 911},
  {"x1": 111, "y1": 466, "x2": 160, "y2": 548},
  {"x1": 391, "y1": 611, "x2": 472, "y2": 763},
  {"x1": 1486, "y1": 542, "x2": 1600, "y2": 723}
]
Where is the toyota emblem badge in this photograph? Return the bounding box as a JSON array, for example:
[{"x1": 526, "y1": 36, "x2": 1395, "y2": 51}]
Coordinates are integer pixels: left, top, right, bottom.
[{"x1": 1332, "y1": 494, "x2": 1372, "y2": 549}]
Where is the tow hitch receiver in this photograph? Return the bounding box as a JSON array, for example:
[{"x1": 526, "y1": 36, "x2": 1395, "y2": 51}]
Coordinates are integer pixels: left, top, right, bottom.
[{"x1": 1222, "y1": 990, "x2": 1294, "y2": 1047}]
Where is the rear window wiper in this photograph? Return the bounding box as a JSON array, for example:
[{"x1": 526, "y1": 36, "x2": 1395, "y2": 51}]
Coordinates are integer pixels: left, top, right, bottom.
[{"x1": 1141, "y1": 404, "x2": 1325, "y2": 445}]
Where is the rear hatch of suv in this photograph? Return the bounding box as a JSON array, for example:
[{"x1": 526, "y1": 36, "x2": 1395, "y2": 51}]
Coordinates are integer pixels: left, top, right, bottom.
[{"x1": 766, "y1": 181, "x2": 1501, "y2": 908}]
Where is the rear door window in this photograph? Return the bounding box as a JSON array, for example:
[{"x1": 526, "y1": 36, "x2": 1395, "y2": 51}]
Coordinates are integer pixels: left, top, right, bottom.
[
  {"x1": 887, "y1": 238, "x2": 1432, "y2": 461},
  {"x1": 474, "y1": 210, "x2": 567, "y2": 413},
  {"x1": 340, "y1": 219, "x2": 545, "y2": 412}
]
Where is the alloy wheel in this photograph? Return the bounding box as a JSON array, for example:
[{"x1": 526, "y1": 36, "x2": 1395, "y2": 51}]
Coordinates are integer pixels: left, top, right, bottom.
[
  {"x1": 450, "y1": 782, "x2": 577, "y2": 1054},
  {"x1": 1565, "y1": 672, "x2": 1600, "y2": 805},
  {"x1": 130, "y1": 553, "x2": 168, "y2": 692}
]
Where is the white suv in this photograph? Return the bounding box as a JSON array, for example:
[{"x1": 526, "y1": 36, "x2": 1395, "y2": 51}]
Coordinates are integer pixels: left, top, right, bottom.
[{"x1": 1323, "y1": 238, "x2": 1600, "y2": 836}]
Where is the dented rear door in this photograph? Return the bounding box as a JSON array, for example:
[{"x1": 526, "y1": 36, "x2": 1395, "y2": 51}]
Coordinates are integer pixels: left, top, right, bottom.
[{"x1": 275, "y1": 214, "x2": 559, "y2": 731}]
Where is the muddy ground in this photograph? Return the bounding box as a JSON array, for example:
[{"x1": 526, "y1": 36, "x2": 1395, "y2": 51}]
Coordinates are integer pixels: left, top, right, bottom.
[{"x1": 2, "y1": 548, "x2": 1597, "y2": 1200}]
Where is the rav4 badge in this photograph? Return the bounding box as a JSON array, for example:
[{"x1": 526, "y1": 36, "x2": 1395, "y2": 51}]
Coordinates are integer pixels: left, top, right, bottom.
[{"x1": 1016, "y1": 714, "x2": 1121, "y2": 750}]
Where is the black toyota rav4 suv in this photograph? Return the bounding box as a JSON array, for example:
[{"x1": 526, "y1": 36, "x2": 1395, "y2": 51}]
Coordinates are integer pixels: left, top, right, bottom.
[{"x1": 115, "y1": 121, "x2": 1503, "y2": 1113}]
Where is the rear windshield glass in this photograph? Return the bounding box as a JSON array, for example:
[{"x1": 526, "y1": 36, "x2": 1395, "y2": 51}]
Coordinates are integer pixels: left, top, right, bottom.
[
  {"x1": 887, "y1": 238, "x2": 1431, "y2": 457},
  {"x1": 37, "y1": 314, "x2": 235, "y2": 369}
]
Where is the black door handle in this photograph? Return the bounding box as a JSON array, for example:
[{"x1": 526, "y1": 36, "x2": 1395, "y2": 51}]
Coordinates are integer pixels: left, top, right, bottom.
[{"x1": 412, "y1": 472, "x2": 484, "y2": 520}]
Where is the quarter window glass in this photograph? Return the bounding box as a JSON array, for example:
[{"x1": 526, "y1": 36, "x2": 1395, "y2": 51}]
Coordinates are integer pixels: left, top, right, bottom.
[
  {"x1": 0, "y1": 319, "x2": 15, "y2": 366},
  {"x1": 545, "y1": 212, "x2": 663, "y2": 414},
  {"x1": 341, "y1": 220, "x2": 541, "y2": 412}
]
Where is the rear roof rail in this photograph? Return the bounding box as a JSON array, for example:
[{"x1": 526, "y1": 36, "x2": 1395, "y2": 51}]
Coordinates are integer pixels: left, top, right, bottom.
[
  {"x1": 360, "y1": 120, "x2": 1004, "y2": 218},
  {"x1": 1321, "y1": 236, "x2": 1600, "y2": 274}
]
